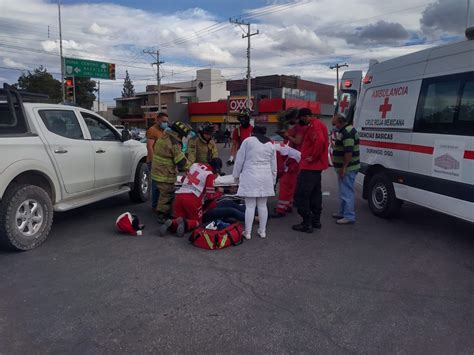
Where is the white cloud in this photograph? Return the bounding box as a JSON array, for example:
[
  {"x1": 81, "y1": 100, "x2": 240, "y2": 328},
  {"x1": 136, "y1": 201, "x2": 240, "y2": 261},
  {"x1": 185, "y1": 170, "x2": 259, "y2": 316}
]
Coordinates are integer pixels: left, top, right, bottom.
[
  {"x1": 88, "y1": 23, "x2": 110, "y2": 36},
  {"x1": 0, "y1": 0, "x2": 463, "y2": 102},
  {"x1": 3, "y1": 58, "x2": 27, "y2": 69}
]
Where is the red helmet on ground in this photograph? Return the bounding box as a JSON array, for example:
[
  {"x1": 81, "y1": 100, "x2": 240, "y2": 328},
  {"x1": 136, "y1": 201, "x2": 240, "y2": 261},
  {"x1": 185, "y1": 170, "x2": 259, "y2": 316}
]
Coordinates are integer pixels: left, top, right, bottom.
[{"x1": 116, "y1": 212, "x2": 145, "y2": 236}]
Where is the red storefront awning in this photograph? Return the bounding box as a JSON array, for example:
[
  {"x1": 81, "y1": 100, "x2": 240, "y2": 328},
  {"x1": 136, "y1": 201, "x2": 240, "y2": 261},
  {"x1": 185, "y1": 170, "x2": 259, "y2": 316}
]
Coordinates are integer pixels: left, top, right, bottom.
[{"x1": 188, "y1": 101, "x2": 227, "y2": 115}]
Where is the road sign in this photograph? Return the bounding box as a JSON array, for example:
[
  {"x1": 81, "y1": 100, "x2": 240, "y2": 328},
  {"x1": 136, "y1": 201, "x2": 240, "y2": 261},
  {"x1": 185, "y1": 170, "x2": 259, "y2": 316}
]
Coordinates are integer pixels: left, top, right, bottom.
[{"x1": 64, "y1": 57, "x2": 116, "y2": 80}]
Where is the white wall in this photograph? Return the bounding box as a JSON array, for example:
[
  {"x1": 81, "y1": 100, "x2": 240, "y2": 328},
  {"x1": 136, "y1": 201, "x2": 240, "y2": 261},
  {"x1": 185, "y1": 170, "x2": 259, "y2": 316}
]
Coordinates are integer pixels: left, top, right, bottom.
[{"x1": 196, "y1": 69, "x2": 229, "y2": 102}]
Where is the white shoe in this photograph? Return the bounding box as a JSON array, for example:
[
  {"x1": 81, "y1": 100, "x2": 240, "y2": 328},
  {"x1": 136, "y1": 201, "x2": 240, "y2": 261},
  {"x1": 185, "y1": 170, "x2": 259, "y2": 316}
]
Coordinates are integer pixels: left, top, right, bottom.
[
  {"x1": 257, "y1": 230, "x2": 266, "y2": 239},
  {"x1": 243, "y1": 231, "x2": 251, "y2": 240}
]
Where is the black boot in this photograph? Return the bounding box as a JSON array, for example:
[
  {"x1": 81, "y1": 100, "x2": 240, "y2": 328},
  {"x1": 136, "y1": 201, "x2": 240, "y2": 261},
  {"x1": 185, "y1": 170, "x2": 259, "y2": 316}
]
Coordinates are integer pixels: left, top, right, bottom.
[
  {"x1": 312, "y1": 218, "x2": 322, "y2": 229},
  {"x1": 292, "y1": 223, "x2": 314, "y2": 233},
  {"x1": 156, "y1": 213, "x2": 167, "y2": 225}
]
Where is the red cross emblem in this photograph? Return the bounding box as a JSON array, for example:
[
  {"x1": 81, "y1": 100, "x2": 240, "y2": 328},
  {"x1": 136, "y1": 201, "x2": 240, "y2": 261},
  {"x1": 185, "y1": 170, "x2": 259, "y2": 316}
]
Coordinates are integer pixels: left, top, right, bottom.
[
  {"x1": 339, "y1": 95, "x2": 349, "y2": 112},
  {"x1": 186, "y1": 171, "x2": 201, "y2": 185},
  {"x1": 379, "y1": 97, "x2": 392, "y2": 119}
]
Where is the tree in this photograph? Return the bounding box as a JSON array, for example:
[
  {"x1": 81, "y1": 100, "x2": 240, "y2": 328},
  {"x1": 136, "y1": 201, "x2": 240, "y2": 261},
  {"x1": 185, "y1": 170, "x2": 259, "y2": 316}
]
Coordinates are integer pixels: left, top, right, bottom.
[
  {"x1": 113, "y1": 106, "x2": 129, "y2": 118},
  {"x1": 16, "y1": 66, "x2": 62, "y2": 103},
  {"x1": 74, "y1": 77, "x2": 97, "y2": 109},
  {"x1": 121, "y1": 70, "x2": 135, "y2": 98}
]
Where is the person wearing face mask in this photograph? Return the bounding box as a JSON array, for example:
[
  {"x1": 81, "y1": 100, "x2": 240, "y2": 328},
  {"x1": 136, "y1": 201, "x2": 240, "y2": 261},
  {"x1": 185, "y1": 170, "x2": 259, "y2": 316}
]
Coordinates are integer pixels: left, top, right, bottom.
[
  {"x1": 292, "y1": 108, "x2": 329, "y2": 233},
  {"x1": 146, "y1": 112, "x2": 169, "y2": 212},
  {"x1": 187, "y1": 123, "x2": 218, "y2": 164},
  {"x1": 152, "y1": 121, "x2": 193, "y2": 224},
  {"x1": 226, "y1": 110, "x2": 253, "y2": 166},
  {"x1": 270, "y1": 110, "x2": 307, "y2": 219}
]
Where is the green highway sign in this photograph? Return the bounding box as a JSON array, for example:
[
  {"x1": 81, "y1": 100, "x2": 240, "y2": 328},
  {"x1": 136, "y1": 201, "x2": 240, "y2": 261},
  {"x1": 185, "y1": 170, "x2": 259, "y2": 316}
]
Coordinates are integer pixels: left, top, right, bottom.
[{"x1": 64, "y1": 57, "x2": 116, "y2": 80}]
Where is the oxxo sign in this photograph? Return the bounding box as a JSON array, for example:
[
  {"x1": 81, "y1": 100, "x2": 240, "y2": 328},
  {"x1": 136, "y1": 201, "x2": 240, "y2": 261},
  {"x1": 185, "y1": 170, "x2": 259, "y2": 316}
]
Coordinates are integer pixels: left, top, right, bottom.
[{"x1": 228, "y1": 96, "x2": 254, "y2": 114}]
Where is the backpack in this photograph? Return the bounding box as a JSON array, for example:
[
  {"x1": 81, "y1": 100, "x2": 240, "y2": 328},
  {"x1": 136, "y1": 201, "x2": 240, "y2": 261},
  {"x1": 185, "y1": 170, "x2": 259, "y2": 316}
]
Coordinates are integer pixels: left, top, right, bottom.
[{"x1": 189, "y1": 222, "x2": 244, "y2": 250}]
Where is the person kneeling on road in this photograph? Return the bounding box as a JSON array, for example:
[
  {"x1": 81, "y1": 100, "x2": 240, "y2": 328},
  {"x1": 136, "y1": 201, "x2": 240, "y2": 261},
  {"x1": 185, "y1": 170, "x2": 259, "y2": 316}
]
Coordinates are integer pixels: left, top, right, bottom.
[{"x1": 159, "y1": 158, "x2": 224, "y2": 237}]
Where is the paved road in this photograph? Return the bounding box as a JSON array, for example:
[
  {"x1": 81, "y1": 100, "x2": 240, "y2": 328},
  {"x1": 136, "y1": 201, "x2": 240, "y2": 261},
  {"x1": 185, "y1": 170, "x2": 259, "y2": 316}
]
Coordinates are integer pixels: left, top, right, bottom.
[{"x1": 1, "y1": 145, "x2": 473, "y2": 354}]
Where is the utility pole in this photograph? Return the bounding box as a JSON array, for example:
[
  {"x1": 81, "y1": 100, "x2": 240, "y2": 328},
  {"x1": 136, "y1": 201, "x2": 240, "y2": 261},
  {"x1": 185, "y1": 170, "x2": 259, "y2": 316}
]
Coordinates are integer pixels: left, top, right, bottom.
[
  {"x1": 468, "y1": 0, "x2": 471, "y2": 28},
  {"x1": 229, "y1": 18, "x2": 259, "y2": 110},
  {"x1": 330, "y1": 63, "x2": 348, "y2": 100},
  {"x1": 58, "y1": 0, "x2": 65, "y2": 103},
  {"x1": 144, "y1": 49, "x2": 164, "y2": 112}
]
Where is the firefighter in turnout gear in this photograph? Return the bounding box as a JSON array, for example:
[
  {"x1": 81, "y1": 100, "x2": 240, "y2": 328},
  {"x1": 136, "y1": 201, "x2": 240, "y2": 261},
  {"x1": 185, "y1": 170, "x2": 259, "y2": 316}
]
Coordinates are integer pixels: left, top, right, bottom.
[
  {"x1": 187, "y1": 123, "x2": 218, "y2": 164},
  {"x1": 152, "y1": 121, "x2": 193, "y2": 223},
  {"x1": 159, "y1": 158, "x2": 223, "y2": 237}
]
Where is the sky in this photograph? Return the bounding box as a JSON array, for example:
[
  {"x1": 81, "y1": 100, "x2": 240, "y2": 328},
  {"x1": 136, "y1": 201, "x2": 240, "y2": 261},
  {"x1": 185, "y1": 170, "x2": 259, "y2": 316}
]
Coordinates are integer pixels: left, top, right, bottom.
[{"x1": 0, "y1": 0, "x2": 470, "y2": 106}]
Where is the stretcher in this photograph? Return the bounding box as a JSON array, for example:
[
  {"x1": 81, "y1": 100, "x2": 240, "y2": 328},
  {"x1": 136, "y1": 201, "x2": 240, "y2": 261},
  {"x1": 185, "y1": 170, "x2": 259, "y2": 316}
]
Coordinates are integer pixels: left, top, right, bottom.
[{"x1": 175, "y1": 174, "x2": 242, "y2": 203}]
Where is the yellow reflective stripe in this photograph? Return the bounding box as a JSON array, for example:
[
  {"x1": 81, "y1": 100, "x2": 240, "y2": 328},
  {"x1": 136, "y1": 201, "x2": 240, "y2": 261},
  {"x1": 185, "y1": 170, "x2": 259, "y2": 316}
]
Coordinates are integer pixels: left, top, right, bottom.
[
  {"x1": 219, "y1": 234, "x2": 228, "y2": 248},
  {"x1": 153, "y1": 155, "x2": 174, "y2": 166},
  {"x1": 203, "y1": 233, "x2": 214, "y2": 249},
  {"x1": 174, "y1": 152, "x2": 185, "y2": 164}
]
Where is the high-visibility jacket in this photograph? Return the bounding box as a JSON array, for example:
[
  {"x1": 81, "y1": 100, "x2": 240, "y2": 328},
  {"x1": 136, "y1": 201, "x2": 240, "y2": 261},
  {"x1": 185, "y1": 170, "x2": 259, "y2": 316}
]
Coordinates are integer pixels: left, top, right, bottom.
[
  {"x1": 187, "y1": 135, "x2": 218, "y2": 164},
  {"x1": 151, "y1": 130, "x2": 189, "y2": 183}
]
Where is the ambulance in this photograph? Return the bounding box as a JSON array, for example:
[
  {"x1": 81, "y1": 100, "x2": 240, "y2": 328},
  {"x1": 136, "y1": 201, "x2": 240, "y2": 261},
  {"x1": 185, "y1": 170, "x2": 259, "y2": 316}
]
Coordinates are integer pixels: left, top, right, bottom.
[
  {"x1": 347, "y1": 32, "x2": 474, "y2": 223},
  {"x1": 335, "y1": 70, "x2": 363, "y2": 119}
]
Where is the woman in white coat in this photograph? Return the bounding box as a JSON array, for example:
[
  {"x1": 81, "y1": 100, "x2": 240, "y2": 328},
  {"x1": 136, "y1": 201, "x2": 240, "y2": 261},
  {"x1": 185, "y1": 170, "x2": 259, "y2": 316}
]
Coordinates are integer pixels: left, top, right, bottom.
[{"x1": 232, "y1": 126, "x2": 277, "y2": 239}]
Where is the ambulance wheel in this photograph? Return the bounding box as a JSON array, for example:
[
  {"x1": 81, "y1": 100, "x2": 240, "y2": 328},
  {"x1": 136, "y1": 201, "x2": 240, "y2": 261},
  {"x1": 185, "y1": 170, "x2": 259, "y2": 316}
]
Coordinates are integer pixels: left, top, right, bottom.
[
  {"x1": 0, "y1": 184, "x2": 53, "y2": 251},
  {"x1": 130, "y1": 162, "x2": 150, "y2": 203},
  {"x1": 368, "y1": 173, "x2": 402, "y2": 218}
]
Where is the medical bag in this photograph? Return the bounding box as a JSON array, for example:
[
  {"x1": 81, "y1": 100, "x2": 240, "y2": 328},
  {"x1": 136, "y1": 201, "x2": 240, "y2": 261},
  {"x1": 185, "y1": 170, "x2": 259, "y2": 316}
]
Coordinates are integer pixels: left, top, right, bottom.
[{"x1": 189, "y1": 222, "x2": 244, "y2": 250}]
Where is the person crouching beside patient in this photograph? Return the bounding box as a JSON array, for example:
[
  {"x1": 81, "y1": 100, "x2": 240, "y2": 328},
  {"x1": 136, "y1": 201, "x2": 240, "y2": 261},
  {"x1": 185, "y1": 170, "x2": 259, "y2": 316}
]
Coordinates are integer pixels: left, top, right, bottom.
[{"x1": 159, "y1": 158, "x2": 224, "y2": 237}]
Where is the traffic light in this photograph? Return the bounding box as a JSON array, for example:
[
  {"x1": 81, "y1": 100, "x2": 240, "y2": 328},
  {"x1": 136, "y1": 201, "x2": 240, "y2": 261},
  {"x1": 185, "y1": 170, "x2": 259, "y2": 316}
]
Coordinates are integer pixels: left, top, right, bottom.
[
  {"x1": 109, "y1": 63, "x2": 116, "y2": 80},
  {"x1": 65, "y1": 78, "x2": 74, "y2": 100}
]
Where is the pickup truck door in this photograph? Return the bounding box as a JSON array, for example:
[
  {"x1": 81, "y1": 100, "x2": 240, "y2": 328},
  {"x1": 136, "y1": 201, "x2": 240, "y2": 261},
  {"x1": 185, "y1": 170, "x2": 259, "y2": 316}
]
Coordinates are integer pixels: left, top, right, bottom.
[
  {"x1": 79, "y1": 112, "x2": 132, "y2": 188},
  {"x1": 36, "y1": 109, "x2": 95, "y2": 194}
]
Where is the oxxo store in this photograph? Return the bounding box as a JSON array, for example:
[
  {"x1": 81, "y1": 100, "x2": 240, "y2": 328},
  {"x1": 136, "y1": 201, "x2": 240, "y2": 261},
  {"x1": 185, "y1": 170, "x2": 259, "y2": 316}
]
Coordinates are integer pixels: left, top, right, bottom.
[{"x1": 188, "y1": 96, "x2": 321, "y2": 134}]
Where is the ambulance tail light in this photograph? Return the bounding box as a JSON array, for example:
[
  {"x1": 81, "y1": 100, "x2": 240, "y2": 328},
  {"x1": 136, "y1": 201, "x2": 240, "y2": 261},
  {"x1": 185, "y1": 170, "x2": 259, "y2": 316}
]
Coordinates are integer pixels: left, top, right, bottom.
[
  {"x1": 363, "y1": 74, "x2": 373, "y2": 85},
  {"x1": 344, "y1": 80, "x2": 353, "y2": 88}
]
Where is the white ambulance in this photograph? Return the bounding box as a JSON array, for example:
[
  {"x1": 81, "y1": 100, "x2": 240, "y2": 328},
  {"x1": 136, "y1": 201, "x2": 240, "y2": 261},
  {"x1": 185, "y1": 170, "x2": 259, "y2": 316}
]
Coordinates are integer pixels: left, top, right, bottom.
[{"x1": 349, "y1": 33, "x2": 474, "y2": 223}]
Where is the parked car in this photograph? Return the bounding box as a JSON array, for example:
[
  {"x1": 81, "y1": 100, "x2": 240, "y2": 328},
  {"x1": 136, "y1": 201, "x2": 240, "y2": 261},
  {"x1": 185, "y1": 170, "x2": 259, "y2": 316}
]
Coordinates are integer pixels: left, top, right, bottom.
[{"x1": 0, "y1": 85, "x2": 150, "y2": 251}]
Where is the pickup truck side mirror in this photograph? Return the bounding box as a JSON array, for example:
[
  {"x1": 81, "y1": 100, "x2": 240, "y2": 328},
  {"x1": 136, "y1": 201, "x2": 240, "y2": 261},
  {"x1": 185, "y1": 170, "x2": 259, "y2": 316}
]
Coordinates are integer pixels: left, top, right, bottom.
[{"x1": 121, "y1": 129, "x2": 131, "y2": 142}]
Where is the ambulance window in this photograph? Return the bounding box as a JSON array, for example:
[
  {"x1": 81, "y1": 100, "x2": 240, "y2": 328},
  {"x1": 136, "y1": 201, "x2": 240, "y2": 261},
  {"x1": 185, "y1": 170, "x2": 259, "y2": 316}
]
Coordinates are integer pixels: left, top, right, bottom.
[
  {"x1": 459, "y1": 81, "x2": 474, "y2": 122},
  {"x1": 415, "y1": 79, "x2": 461, "y2": 134}
]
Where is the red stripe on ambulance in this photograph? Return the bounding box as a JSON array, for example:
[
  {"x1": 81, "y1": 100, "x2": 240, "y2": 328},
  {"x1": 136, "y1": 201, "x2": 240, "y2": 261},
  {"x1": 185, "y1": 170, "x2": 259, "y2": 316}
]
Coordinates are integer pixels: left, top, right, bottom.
[{"x1": 360, "y1": 140, "x2": 474, "y2": 159}]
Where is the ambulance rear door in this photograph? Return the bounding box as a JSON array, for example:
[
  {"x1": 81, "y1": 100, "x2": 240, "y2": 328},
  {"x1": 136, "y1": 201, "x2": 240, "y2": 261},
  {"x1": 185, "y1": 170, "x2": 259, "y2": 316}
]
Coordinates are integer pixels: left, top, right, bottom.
[{"x1": 336, "y1": 70, "x2": 362, "y2": 117}]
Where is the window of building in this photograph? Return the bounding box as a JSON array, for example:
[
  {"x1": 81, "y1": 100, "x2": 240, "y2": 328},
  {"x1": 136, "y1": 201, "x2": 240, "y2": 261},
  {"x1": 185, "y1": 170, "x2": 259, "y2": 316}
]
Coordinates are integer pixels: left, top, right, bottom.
[{"x1": 39, "y1": 110, "x2": 84, "y2": 139}]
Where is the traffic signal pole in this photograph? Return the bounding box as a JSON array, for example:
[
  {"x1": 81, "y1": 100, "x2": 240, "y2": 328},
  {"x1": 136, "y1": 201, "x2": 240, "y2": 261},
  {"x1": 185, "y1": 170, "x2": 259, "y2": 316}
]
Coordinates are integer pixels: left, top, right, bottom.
[
  {"x1": 72, "y1": 76, "x2": 76, "y2": 103},
  {"x1": 58, "y1": 0, "x2": 65, "y2": 103}
]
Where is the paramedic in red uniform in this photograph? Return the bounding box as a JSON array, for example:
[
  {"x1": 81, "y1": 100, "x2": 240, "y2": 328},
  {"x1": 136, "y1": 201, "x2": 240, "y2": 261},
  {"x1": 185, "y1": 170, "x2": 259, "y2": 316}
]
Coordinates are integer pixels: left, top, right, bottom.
[
  {"x1": 271, "y1": 114, "x2": 307, "y2": 218},
  {"x1": 159, "y1": 158, "x2": 223, "y2": 237},
  {"x1": 292, "y1": 108, "x2": 329, "y2": 233},
  {"x1": 226, "y1": 110, "x2": 253, "y2": 166}
]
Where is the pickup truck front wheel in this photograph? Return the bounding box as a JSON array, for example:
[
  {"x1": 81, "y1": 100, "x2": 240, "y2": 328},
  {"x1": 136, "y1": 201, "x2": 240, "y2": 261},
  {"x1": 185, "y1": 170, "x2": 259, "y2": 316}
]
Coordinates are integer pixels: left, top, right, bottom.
[
  {"x1": 129, "y1": 162, "x2": 150, "y2": 203},
  {"x1": 0, "y1": 184, "x2": 53, "y2": 251}
]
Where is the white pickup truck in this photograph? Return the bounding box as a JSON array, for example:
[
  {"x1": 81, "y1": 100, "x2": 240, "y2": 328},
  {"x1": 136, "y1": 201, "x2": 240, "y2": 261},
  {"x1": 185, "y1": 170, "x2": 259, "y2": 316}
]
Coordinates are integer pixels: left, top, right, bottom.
[{"x1": 0, "y1": 85, "x2": 150, "y2": 251}]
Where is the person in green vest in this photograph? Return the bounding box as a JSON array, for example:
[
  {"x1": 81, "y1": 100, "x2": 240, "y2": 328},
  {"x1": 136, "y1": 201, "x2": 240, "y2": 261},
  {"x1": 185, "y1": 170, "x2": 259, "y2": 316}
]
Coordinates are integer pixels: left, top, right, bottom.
[
  {"x1": 331, "y1": 114, "x2": 360, "y2": 225},
  {"x1": 152, "y1": 121, "x2": 193, "y2": 223}
]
